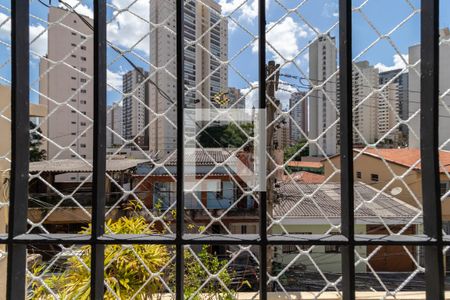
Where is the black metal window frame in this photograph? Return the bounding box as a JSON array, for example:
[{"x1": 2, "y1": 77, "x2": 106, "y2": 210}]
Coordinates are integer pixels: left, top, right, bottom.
[{"x1": 0, "y1": 0, "x2": 447, "y2": 299}]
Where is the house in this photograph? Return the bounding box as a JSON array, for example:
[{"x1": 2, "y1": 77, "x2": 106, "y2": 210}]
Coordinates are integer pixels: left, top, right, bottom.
[
  {"x1": 28, "y1": 158, "x2": 148, "y2": 232},
  {"x1": 133, "y1": 149, "x2": 260, "y2": 237},
  {"x1": 271, "y1": 182, "x2": 422, "y2": 273},
  {"x1": 322, "y1": 148, "x2": 450, "y2": 220}
]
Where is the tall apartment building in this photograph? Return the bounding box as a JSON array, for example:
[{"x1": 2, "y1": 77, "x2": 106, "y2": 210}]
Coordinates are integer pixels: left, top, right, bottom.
[
  {"x1": 149, "y1": 0, "x2": 228, "y2": 154},
  {"x1": 227, "y1": 87, "x2": 245, "y2": 109},
  {"x1": 107, "y1": 103, "x2": 123, "y2": 148},
  {"x1": 352, "y1": 61, "x2": 379, "y2": 146},
  {"x1": 39, "y1": 7, "x2": 93, "y2": 181},
  {"x1": 309, "y1": 34, "x2": 338, "y2": 156},
  {"x1": 289, "y1": 91, "x2": 308, "y2": 145},
  {"x1": 122, "y1": 68, "x2": 149, "y2": 150},
  {"x1": 274, "y1": 112, "x2": 290, "y2": 150},
  {"x1": 409, "y1": 28, "x2": 450, "y2": 150},
  {"x1": 377, "y1": 82, "x2": 401, "y2": 145},
  {"x1": 379, "y1": 69, "x2": 409, "y2": 143}
]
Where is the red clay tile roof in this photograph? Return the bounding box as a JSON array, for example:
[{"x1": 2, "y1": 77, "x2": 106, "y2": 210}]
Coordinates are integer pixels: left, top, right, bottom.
[
  {"x1": 287, "y1": 161, "x2": 323, "y2": 169},
  {"x1": 284, "y1": 171, "x2": 326, "y2": 184},
  {"x1": 355, "y1": 148, "x2": 450, "y2": 173}
]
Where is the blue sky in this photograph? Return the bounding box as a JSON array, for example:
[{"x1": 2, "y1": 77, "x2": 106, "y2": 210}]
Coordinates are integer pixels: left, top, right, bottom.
[{"x1": 0, "y1": 0, "x2": 449, "y2": 107}]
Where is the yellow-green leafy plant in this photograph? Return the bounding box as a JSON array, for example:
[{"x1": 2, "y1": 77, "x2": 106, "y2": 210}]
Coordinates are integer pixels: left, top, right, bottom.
[{"x1": 30, "y1": 216, "x2": 169, "y2": 300}]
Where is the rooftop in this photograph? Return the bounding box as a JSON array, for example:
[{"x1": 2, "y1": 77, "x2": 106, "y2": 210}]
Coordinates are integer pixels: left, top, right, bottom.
[
  {"x1": 29, "y1": 159, "x2": 149, "y2": 174},
  {"x1": 287, "y1": 161, "x2": 323, "y2": 169},
  {"x1": 274, "y1": 181, "x2": 421, "y2": 224},
  {"x1": 283, "y1": 171, "x2": 326, "y2": 184},
  {"x1": 355, "y1": 148, "x2": 450, "y2": 173}
]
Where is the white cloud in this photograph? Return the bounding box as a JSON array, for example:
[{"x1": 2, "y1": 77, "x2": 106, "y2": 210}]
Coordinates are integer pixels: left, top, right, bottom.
[
  {"x1": 375, "y1": 54, "x2": 409, "y2": 72},
  {"x1": 219, "y1": 0, "x2": 268, "y2": 23},
  {"x1": 30, "y1": 24, "x2": 48, "y2": 57},
  {"x1": 107, "y1": 69, "x2": 123, "y2": 91},
  {"x1": 240, "y1": 80, "x2": 297, "y2": 109},
  {"x1": 107, "y1": 0, "x2": 150, "y2": 55},
  {"x1": 0, "y1": 12, "x2": 48, "y2": 57},
  {"x1": 253, "y1": 17, "x2": 312, "y2": 64},
  {"x1": 322, "y1": 2, "x2": 339, "y2": 19},
  {"x1": 0, "y1": 12, "x2": 10, "y2": 40},
  {"x1": 59, "y1": 0, "x2": 93, "y2": 19}
]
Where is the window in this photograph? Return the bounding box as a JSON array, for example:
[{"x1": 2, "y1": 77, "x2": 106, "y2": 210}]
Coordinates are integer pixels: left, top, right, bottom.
[
  {"x1": 371, "y1": 173, "x2": 379, "y2": 182},
  {"x1": 81, "y1": 46, "x2": 86, "y2": 50},
  {"x1": 325, "y1": 232, "x2": 340, "y2": 253},
  {"x1": 356, "y1": 171, "x2": 361, "y2": 179},
  {"x1": 81, "y1": 89, "x2": 86, "y2": 93},
  {"x1": 81, "y1": 56, "x2": 87, "y2": 61}
]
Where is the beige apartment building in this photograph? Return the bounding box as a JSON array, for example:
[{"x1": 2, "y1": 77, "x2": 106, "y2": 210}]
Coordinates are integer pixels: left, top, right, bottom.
[
  {"x1": 322, "y1": 148, "x2": 450, "y2": 220},
  {"x1": 409, "y1": 28, "x2": 450, "y2": 150},
  {"x1": 377, "y1": 81, "x2": 402, "y2": 144},
  {"x1": 149, "y1": 0, "x2": 228, "y2": 155},
  {"x1": 309, "y1": 34, "x2": 338, "y2": 156},
  {"x1": 39, "y1": 7, "x2": 93, "y2": 181},
  {"x1": 352, "y1": 61, "x2": 379, "y2": 146},
  {"x1": 0, "y1": 85, "x2": 46, "y2": 300}
]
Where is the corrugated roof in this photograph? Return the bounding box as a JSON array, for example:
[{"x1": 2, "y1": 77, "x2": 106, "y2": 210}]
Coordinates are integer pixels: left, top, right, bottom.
[
  {"x1": 29, "y1": 159, "x2": 149, "y2": 173},
  {"x1": 274, "y1": 182, "x2": 420, "y2": 221}
]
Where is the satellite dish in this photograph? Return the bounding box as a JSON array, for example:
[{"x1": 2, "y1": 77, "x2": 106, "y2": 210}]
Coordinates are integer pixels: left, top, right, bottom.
[{"x1": 390, "y1": 187, "x2": 403, "y2": 196}]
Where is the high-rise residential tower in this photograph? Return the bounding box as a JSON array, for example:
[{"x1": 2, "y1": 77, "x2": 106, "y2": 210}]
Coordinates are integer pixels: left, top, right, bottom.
[
  {"x1": 308, "y1": 34, "x2": 338, "y2": 156},
  {"x1": 107, "y1": 103, "x2": 123, "y2": 148},
  {"x1": 352, "y1": 61, "x2": 379, "y2": 146},
  {"x1": 409, "y1": 28, "x2": 450, "y2": 150},
  {"x1": 122, "y1": 68, "x2": 149, "y2": 150},
  {"x1": 379, "y1": 69, "x2": 409, "y2": 144},
  {"x1": 149, "y1": 0, "x2": 228, "y2": 155},
  {"x1": 377, "y1": 81, "x2": 401, "y2": 145},
  {"x1": 39, "y1": 7, "x2": 93, "y2": 181},
  {"x1": 289, "y1": 91, "x2": 308, "y2": 145}
]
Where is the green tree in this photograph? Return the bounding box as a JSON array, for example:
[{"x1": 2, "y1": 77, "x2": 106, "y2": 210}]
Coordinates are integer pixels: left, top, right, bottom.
[
  {"x1": 284, "y1": 139, "x2": 309, "y2": 163},
  {"x1": 30, "y1": 121, "x2": 46, "y2": 162},
  {"x1": 31, "y1": 216, "x2": 169, "y2": 300},
  {"x1": 199, "y1": 123, "x2": 254, "y2": 149},
  {"x1": 30, "y1": 208, "x2": 248, "y2": 299}
]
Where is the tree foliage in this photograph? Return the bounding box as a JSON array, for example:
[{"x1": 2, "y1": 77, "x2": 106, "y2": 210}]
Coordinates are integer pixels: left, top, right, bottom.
[
  {"x1": 30, "y1": 121, "x2": 46, "y2": 162},
  {"x1": 199, "y1": 123, "x2": 254, "y2": 149},
  {"x1": 30, "y1": 209, "x2": 248, "y2": 299},
  {"x1": 31, "y1": 216, "x2": 169, "y2": 300},
  {"x1": 284, "y1": 139, "x2": 309, "y2": 162}
]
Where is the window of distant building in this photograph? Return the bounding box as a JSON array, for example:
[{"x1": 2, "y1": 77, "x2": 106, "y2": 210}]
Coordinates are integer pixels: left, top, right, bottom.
[
  {"x1": 371, "y1": 174, "x2": 379, "y2": 182},
  {"x1": 356, "y1": 171, "x2": 361, "y2": 179}
]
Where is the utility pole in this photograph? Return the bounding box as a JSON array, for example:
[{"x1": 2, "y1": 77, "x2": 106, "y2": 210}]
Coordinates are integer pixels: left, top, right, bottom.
[{"x1": 265, "y1": 60, "x2": 282, "y2": 283}]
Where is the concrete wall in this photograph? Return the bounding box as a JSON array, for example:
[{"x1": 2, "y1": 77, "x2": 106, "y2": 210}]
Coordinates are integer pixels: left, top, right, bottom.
[{"x1": 271, "y1": 224, "x2": 367, "y2": 273}]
